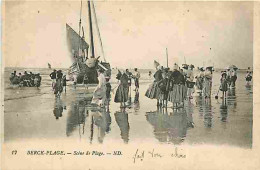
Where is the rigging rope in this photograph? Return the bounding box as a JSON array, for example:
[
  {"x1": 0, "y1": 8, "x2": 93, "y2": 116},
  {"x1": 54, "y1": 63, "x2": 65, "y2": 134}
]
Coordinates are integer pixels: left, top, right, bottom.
[{"x1": 91, "y1": 1, "x2": 106, "y2": 62}]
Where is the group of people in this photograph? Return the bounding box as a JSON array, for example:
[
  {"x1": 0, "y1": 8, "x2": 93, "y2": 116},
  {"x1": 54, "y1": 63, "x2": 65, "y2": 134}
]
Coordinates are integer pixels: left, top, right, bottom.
[
  {"x1": 113, "y1": 68, "x2": 140, "y2": 108},
  {"x1": 9, "y1": 70, "x2": 42, "y2": 88},
  {"x1": 50, "y1": 69, "x2": 67, "y2": 96},
  {"x1": 145, "y1": 64, "x2": 198, "y2": 108}
]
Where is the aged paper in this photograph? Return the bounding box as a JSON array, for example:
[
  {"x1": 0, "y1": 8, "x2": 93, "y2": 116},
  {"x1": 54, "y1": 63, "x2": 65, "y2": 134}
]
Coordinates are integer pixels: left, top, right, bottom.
[{"x1": 1, "y1": 0, "x2": 260, "y2": 170}]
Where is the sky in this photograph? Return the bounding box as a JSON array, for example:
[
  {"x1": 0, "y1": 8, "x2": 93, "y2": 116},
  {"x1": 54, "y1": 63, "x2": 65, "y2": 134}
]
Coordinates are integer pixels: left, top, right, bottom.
[{"x1": 3, "y1": 1, "x2": 253, "y2": 69}]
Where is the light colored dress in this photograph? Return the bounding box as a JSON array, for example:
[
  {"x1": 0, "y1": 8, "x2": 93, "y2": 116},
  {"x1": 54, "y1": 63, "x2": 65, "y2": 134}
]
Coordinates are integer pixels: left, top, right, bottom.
[
  {"x1": 91, "y1": 73, "x2": 106, "y2": 105},
  {"x1": 203, "y1": 70, "x2": 212, "y2": 98}
]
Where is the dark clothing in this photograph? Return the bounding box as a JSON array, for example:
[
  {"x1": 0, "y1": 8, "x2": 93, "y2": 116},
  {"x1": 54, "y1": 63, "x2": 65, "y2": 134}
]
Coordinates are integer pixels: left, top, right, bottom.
[
  {"x1": 57, "y1": 72, "x2": 63, "y2": 79},
  {"x1": 50, "y1": 72, "x2": 56, "y2": 79},
  {"x1": 114, "y1": 73, "x2": 129, "y2": 103},
  {"x1": 220, "y1": 77, "x2": 228, "y2": 92},
  {"x1": 134, "y1": 78, "x2": 139, "y2": 88},
  {"x1": 169, "y1": 70, "x2": 185, "y2": 85},
  {"x1": 106, "y1": 83, "x2": 111, "y2": 99},
  {"x1": 154, "y1": 70, "x2": 163, "y2": 82},
  {"x1": 63, "y1": 77, "x2": 67, "y2": 86}
]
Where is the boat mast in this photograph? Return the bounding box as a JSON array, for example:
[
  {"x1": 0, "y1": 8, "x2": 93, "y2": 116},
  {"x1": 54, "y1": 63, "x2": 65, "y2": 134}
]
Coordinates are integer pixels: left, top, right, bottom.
[
  {"x1": 78, "y1": 0, "x2": 83, "y2": 57},
  {"x1": 88, "y1": 0, "x2": 95, "y2": 57},
  {"x1": 92, "y1": 2, "x2": 106, "y2": 62},
  {"x1": 166, "y1": 48, "x2": 168, "y2": 68}
]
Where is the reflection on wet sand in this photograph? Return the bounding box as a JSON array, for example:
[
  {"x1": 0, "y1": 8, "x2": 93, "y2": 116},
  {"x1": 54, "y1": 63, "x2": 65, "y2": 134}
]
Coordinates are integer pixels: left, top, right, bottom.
[
  {"x1": 227, "y1": 88, "x2": 237, "y2": 108},
  {"x1": 66, "y1": 99, "x2": 88, "y2": 137},
  {"x1": 65, "y1": 97, "x2": 112, "y2": 143},
  {"x1": 146, "y1": 107, "x2": 194, "y2": 145},
  {"x1": 53, "y1": 98, "x2": 65, "y2": 120},
  {"x1": 114, "y1": 108, "x2": 130, "y2": 144},
  {"x1": 92, "y1": 108, "x2": 111, "y2": 144}
]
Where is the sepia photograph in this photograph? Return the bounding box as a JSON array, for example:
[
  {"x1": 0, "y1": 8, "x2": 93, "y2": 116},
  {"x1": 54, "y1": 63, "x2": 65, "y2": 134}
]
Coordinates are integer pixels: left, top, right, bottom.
[{"x1": 1, "y1": 0, "x2": 259, "y2": 170}]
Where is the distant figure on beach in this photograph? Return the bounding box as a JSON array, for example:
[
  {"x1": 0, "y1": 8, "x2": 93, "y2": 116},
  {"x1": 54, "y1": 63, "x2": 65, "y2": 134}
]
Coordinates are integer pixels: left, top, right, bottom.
[
  {"x1": 148, "y1": 71, "x2": 152, "y2": 78},
  {"x1": 220, "y1": 71, "x2": 228, "y2": 99},
  {"x1": 226, "y1": 68, "x2": 231, "y2": 87},
  {"x1": 195, "y1": 68, "x2": 204, "y2": 94},
  {"x1": 245, "y1": 71, "x2": 252, "y2": 86},
  {"x1": 54, "y1": 70, "x2": 63, "y2": 97},
  {"x1": 230, "y1": 69, "x2": 237, "y2": 88},
  {"x1": 50, "y1": 69, "x2": 57, "y2": 90},
  {"x1": 167, "y1": 63, "x2": 186, "y2": 108},
  {"x1": 203, "y1": 67, "x2": 213, "y2": 99},
  {"x1": 145, "y1": 65, "x2": 163, "y2": 107},
  {"x1": 91, "y1": 69, "x2": 106, "y2": 108},
  {"x1": 62, "y1": 74, "x2": 67, "y2": 93},
  {"x1": 186, "y1": 65, "x2": 195, "y2": 99},
  {"x1": 114, "y1": 70, "x2": 129, "y2": 108},
  {"x1": 105, "y1": 76, "x2": 111, "y2": 106},
  {"x1": 133, "y1": 68, "x2": 140, "y2": 92}
]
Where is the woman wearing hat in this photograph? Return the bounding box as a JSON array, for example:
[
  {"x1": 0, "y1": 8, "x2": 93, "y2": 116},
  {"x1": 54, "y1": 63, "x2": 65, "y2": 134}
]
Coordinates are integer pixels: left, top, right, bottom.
[
  {"x1": 145, "y1": 65, "x2": 164, "y2": 107},
  {"x1": 167, "y1": 63, "x2": 187, "y2": 108},
  {"x1": 203, "y1": 67, "x2": 212, "y2": 98},
  {"x1": 220, "y1": 71, "x2": 228, "y2": 99},
  {"x1": 195, "y1": 67, "x2": 204, "y2": 94}
]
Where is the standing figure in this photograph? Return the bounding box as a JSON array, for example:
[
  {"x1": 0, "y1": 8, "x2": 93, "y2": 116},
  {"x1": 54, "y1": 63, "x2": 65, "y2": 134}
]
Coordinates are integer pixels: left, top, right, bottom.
[
  {"x1": 245, "y1": 71, "x2": 252, "y2": 86},
  {"x1": 105, "y1": 76, "x2": 111, "y2": 106},
  {"x1": 195, "y1": 68, "x2": 204, "y2": 95},
  {"x1": 133, "y1": 68, "x2": 141, "y2": 92},
  {"x1": 186, "y1": 65, "x2": 195, "y2": 99},
  {"x1": 125, "y1": 69, "x2": 133, "y2": 101},
  {"x1": 230, "y1": 69, "x2": 237, "y2": 88},
  {"x1": 50, "y1": 69, "x2": 57, "y2": 90},
  {"x1": 148, "y1": 71, "x2": 152, "y2": 78},
  {"x1": 54, "y1": 70, "x2": 63, "y2": 97},
  {"x1": 114, "y1": 70, "x2": 129, "y2": 108},
  {"x1": 167, "y1": 64, "x2": 187, "y2": 108},
  {"x1": 226, "y1": 68, "x2": 231, "y2": 87},
  {"x1": 145, "y1": 66, "x2": 163, "y2": 107},
  {"x1": 62, "y1": 74, "x2": 67, "y2": 93},
  {"x1": 158, "y1": 68, "x2": 169, "y2": 108},
  {"x1": 91, "y1": 69, "x2": 107, "y2": 108},
  {"x1": 203, "y1": 67, "x2": 212, "y2": 99},
  {"x1": 220, "y1": 71, "x2": 228, "y2": 99}
]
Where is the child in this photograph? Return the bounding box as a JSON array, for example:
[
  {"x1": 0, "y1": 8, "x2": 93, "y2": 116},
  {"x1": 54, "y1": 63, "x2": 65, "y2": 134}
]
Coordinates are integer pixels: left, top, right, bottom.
[{"x1": 220, "y1": 72, "x2": 228, "y2": 99}]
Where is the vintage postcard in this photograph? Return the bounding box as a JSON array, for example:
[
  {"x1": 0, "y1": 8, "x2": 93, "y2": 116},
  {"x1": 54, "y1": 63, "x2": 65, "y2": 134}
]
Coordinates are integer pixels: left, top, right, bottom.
[{"x1": 1, "y1": 0, "x2": 260, "y2": 169}]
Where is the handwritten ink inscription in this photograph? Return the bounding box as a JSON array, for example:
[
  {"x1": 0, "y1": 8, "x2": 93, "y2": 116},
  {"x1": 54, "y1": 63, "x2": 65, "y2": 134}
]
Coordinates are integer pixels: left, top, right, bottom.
[{"x1": 133, "y1": 147, "x2": 186, "y2": 163}]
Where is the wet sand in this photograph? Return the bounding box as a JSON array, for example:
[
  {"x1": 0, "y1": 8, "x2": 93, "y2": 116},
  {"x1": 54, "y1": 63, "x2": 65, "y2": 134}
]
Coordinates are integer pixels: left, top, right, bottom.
[{"x1": 4, "y1": 69, "x2": 253, "y2": 148}]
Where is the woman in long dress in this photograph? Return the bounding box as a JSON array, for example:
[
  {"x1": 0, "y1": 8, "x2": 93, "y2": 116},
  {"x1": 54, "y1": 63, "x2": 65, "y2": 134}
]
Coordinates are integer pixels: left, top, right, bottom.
[
  {"x1": 186, "y1": 65, "x2": 195, "y2": 99},
  {"x1": 145, "y1": 66, "x2": 163, "y2": 106},
  {"x1": 195, "y1": 68, "x2": 204, "y2": 95},
  {"x1": 114, "y1": 70, "x2": 129, "y2": 107},
  {"x1": 167, "y1": 64, "x2": 187, "y2": 108},
  {"x1": 91, "y1": 69, "x2": 106, "y2": 108},
  {"x1": 203, "y1": 67, "x2": 212, "y2": 99}
]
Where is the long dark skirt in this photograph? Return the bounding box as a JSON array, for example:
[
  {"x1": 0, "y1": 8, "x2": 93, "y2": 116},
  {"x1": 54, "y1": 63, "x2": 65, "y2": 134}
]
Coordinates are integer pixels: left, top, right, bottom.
[
  {"x1": 220, "y1": 81, "x2": 228, "y2": 92},
  {"x1": 145, "y1": 82, "x2": 161, "y2": 99},
  {"x1": 114, "y1": 84, "x2": 129, "y2": 103},
  {"x1": 54, "y1": 79, "x2": 63, "y2": 94},
  {"x1": 167, "y1": 84, "x2": 187, "y2": 103}
]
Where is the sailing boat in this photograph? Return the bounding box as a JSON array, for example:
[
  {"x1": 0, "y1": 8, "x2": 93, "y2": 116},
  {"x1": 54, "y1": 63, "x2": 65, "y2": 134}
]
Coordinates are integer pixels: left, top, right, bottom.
[{"x1": 66, "y1": 0, "x2": 111, "y2": 86}]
